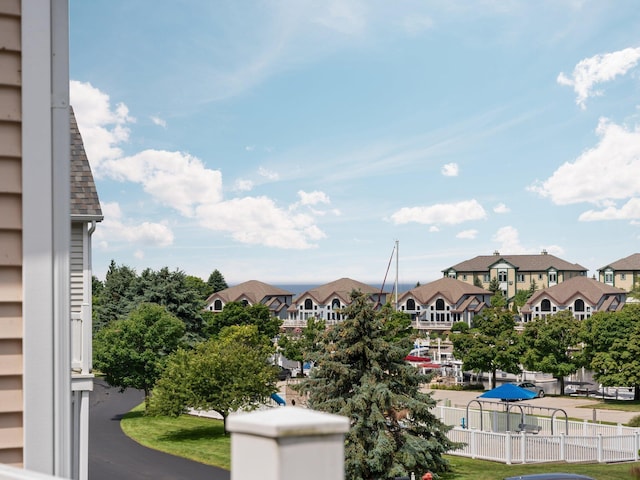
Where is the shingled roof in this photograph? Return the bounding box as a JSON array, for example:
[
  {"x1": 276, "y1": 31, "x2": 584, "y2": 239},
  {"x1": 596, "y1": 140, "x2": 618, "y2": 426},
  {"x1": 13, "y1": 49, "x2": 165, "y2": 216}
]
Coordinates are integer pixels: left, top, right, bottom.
[
  {"x1": 522, "y1": 276, "x2": 626, "y2": 312},
  {"x1": 70, "y1": 106, "x2": 103, "y2": 220},
  {"x1": 206, "y1": 280, "x2": 293, "y2": 305},
  {"x1": 599, "y1": 253, "x2": 640, "y2": 271},
  {"x1": 444, "y1": 253, "x2": 587, "y2": 273},
  {"x1": 297, "y1": 277, "x2": 385, "y2": 305},
  {"x1": 399, "y1": 277, "x2": 491, "y2": 305}
]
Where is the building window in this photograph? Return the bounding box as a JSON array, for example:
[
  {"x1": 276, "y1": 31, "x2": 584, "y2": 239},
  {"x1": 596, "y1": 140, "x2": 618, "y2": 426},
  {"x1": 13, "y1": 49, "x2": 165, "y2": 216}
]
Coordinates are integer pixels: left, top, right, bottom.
[
  {"x1": 541, "y1": 299, "x2": 551, "y2": 312},
  {"x1": 548, "y1": 272, "x2": 557, "y2": 283},
  {"x1": 574, "y1": 299, "x2": 585, "y2": 312},
  {"x1": 304, "y1": 299, "x2": 313, "y2": 310},
  {"x1": 462, "y1": 274, "x2": 467, "y2": 280},
  {"x1": 516, "y1": 274, "x2": 525, "y2": 282},
  {"x1": 498, "y1": 270, "x2": 507, "y2": 282},
  {"x1": 483, "y1": 274, "x2": 490, "y2": 282},
  {"x1": 621, "y1": 273, "x2": 626, "y2": 280},
  {"x1": 407, "y1": 299, "x2": 416, "y2": 310},
  {"x1": 604, "y1": 272, "x2": 613, "y2": 283},
  {"x1": 214, "y1": 299, "x2": 223, "y2": 310},
  {"x1": 538, "y1": 274, "x2": 543, "y2": 280},
  {"x1": 448, "y1": 271, "x2": 456, "y2": 278}
]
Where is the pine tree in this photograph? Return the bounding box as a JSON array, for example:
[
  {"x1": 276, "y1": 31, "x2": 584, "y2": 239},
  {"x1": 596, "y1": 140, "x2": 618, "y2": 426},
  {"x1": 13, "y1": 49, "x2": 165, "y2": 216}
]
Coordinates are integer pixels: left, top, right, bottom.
[
  {"x1": 297, "y1": 291, "x2": 455, "y2": 480},
  {"x1": 207, "y1": 269, "x2": 228, "y2": 293}
]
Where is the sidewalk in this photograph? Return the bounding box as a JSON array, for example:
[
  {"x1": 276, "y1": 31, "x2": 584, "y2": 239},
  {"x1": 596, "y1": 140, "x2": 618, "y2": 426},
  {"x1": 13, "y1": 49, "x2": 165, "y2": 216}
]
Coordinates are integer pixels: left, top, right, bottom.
[{"x1": 425, "y1": 387, "x2": 639, "y2": 425}]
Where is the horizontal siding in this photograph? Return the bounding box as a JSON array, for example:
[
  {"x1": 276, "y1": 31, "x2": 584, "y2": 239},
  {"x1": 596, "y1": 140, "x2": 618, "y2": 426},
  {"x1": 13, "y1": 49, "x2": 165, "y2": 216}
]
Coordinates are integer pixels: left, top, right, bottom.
[
  {"x1": 70, "y1": 224, "x2": 84, "y2": 311},
  {"x1": 0, "y1": 4, "x2": 22, "y2": 468}
]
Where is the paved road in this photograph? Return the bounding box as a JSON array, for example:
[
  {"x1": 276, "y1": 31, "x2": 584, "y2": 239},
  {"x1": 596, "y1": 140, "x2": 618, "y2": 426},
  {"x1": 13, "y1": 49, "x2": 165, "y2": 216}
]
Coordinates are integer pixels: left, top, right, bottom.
[{"x1": 89, "y1": 378, "x2": 231, "y2": 480}]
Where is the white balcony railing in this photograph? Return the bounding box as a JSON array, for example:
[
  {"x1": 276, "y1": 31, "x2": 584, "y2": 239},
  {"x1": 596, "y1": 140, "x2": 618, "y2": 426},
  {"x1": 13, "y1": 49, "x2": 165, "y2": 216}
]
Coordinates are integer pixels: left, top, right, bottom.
[{"x1": 70, "y1": 303, "x2": 91, "y2": 376}]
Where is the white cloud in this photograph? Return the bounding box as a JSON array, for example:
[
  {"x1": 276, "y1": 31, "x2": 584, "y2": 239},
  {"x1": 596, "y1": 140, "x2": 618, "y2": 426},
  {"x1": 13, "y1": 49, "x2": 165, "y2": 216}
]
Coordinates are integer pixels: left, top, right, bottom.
[
  {"x1": 70, "y1": 80, "x2": 134, "y2": 174},
  {"x1": 102, "y1": 149, "x2": 223, "y2": 217},
  {"x1": 557, "y1": 47, "x2": 640, "y2": 109},
  {"x1": 578, "y1": 197, "x2": 640, "y2": 221},
  {"x1": 312, "y1": 0, "x2": 367, "y2": 36},
  {"x1": 390, "y1": 199, "x2": 487, "y2": 225},
  {"x1": 258, "y1": 167, "x2": 280, "y2": 181},
  {"x1": 441, "y1": 163, "x2": 459, "y2": 177},
  {"x1": 245, "y1": 145, "x2": 255, "y2": 152},
  {"x1": 429, "y1": 226, "x2": 440, "y2": 233},
  {"x1": 456, "y1": 229, "x2": 478, "y2": 240},
  {"x1": 150, "y1": 116, "x2": 167, "y2": 128},
  {"x1": 93, "y1": 202, "x2": 174, "y2": 250},
  {"x1": 297, "y1": 190, "x2": 330, "y2": 206},
  {"x1": 491, "y1": 226, "x2": 564, "y2": 256},
  {"x1": 493, "y1": 203, "x2": 510, "y2": 214},
  {"x1": 234, "y1": 179, "x2": 254, "y2": 192},
  {"x1": 528, "y1": 119, "x2": 640, "y2": 208},
  {"x1": 196, "y1": 196, "x2": 326, "y2": 249}
]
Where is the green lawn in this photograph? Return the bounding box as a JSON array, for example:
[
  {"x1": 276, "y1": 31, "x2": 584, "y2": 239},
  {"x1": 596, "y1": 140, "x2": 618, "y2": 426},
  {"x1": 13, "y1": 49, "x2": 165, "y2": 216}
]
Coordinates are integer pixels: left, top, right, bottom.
[
  {"x1": 577, "y1": 399, "x2": 640, "y2": 413},
  {"x1": 120, "y1": 405, "x2": 640, "y2": 478}
]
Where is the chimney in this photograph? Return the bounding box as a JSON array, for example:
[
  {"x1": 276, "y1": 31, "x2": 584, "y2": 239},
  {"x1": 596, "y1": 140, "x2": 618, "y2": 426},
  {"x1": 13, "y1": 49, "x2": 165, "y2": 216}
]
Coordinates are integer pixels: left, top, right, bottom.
[
  {"x1": 493, "y1": 250, "x2": 500, "y2": 256},
  {"x1": 541, "y1": 249, "x2": 548, "y2": 255}
]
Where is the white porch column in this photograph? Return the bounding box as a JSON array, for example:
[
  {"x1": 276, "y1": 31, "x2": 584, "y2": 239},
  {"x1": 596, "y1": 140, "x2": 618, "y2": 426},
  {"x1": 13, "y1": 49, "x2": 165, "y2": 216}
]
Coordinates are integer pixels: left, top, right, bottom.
[{"x1": 227, "y1": 407, "x2": 349, "y2": 480}]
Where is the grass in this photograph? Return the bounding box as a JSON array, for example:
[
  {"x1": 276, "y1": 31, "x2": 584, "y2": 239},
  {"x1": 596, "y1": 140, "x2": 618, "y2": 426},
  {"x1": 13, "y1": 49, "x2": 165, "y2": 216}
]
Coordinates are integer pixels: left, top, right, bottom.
[
  {"x1": 120, "y1": 404, "x2": 640, "y2": 479},
  {"x1": 120, "y1": 404, "x2": 231, "y2": 470},
  {"x1": 576, "y1": 399, "x2": 640, "y2": 413}
]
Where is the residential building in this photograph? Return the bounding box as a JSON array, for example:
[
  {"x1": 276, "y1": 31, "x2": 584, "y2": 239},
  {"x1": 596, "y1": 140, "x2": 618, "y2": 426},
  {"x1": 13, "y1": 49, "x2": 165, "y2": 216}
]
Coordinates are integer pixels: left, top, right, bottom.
[
  {"x1": 397, "y1": 277, "x2": 492, "y2": 330},
  {"x1": 442, "y1": 250, "x2": 587, "y2": 301},
  {"x1": 598, "y1": 253, "x2": 640, "y2": 292},
  {"x1": 520, "y1": 276, "x2": 626, "y2": 322},
  {"x1": 205, "y1": 280, "x2": 293, "y2": 320},
  {"x1": 0, "y1": 2, "x2": 98, "y2": 478},
  {"x1": 285, "y1": 278, "x2": 388, "y2": 328}
]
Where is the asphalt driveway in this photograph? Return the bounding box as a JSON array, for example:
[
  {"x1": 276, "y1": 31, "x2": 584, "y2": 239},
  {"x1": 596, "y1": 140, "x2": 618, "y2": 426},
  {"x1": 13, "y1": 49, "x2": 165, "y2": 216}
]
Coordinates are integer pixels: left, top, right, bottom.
[{"x1": 89, "y1": 378, "x2": 230, "y2": 480}]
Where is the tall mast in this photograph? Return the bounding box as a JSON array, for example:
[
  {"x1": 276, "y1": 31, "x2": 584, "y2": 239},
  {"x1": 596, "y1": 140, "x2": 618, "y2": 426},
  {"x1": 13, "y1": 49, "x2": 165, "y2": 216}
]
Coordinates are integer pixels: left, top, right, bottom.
[{"x1": 395, "y1": 239, "x2": 399, "y2": 311}]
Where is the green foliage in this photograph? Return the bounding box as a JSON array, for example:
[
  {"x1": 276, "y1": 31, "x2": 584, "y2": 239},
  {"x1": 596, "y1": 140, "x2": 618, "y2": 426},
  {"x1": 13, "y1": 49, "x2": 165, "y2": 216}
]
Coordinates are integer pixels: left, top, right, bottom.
[
  {"x1": 93, "y1": 262, "x2": 211, "y2": 342},
  {"x1": 94, "y1": 303, "x2": 185, "y2": 411},
  {"x1": 581, "y1": 304, "x2": 640, "y2": 400},
  {"x1": 184, "y1": 275, "x2": 213, "y2": 300},
  {"x1": 521, "y1": 311, "x2": 582, "y2": 394},
  {"x1": 278, "y1": 317, "x2": 326, "y2": 375},
  {"x1": 206, "y1": 302, "x2": 282, "y2": 340},
  {"x1": 473, "y1": 276, "x2": 483, "y2": 288},
  {"x1": 149, "y1": 325, "x2": 276, "y2": 428},
  {"x1": 512, "y1": 289, "x2": 532, "y2": 309},
  {"x1": 207, "y1": 269, "x2": 228, "y2": 293},
  {"x1": 297, "y1": 290, "x2": 455, "y2": 480},
  {"x1": 488, "y1": 277, "x2": 501, "y2": 295},
  {"x1": 627, "y1": 414, "x2": 640, "y2": 427},
  {"x1": 451, "y1": 307, "x2": 522, "y2": 389}
]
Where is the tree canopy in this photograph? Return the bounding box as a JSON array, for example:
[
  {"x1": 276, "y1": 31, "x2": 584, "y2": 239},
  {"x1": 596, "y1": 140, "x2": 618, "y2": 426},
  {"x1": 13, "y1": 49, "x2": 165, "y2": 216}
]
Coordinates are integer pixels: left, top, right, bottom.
[
  {"x1": 521, "y1": 310, "x2": 582, "y2": 395},
  {"x1": 94, "y1": 303, "x2": 185, "y2": 411},
  {"x1": 278, "y1": 317, "x2": 326, "y2": 376},
  {"x1": 149, "y1": 324, "x2": 276, "y2": 429},
  {"x1": 451, "y1": 307, "x2": 522, "y2": 389},
  {"x1": 581, "y1": 304, "x2": 640, "y2": 400},
  {"x1": 205, "y1": 301, "x2": 282, "y2": 340},
  {"x1": 207, "y1": 269, "x2": 228, "y2": 293},
  {"x1": 297, "y1": 291, "x2": 455, "y2": 480}
]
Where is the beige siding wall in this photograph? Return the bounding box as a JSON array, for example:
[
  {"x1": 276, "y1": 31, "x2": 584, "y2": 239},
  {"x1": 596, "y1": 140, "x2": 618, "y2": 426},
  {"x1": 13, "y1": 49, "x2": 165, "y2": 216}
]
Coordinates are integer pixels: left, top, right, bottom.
[
  {"x1": 70, "y1": 223, "x2": 84, "y2": 312},
  {"x1": 0, "y1": 0, "x2": 24, "y2": 467}
]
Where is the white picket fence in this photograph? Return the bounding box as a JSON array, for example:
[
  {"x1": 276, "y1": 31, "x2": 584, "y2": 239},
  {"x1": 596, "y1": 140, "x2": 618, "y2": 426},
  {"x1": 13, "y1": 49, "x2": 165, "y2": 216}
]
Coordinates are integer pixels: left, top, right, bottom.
[{"x1": 436, "y1": 405, "x2": 640, "y2": 464}]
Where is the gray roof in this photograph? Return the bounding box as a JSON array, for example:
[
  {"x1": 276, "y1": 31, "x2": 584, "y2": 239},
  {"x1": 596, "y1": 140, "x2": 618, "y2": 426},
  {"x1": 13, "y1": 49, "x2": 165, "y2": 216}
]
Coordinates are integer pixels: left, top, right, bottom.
[
  {"x1": 522, "y1": 276, "x2": 626, "y2": 312},
  {"x1": 598, "y1": 253, "x2": 640, "y2": 272},
  {"x1": 444, "y1": 253, "x2": 587, "y2": 273},
  {"x1": 70, "y1": 106, "x2": 103, "y2": 221},
  {"x1": 296, "y1": 277, "x2": 386, "y2": 305},
  {"x1": 206, "y1": 280, "x2": 293, "y2": 305},
  {"x1": 398, "y1": 277, "x2": 491, "y2": 305}
]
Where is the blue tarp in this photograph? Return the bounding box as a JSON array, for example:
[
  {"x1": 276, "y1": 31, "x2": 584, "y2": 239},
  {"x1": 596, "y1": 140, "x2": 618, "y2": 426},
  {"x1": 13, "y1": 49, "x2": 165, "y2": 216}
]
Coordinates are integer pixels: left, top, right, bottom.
[
  {"x1": 478, "y1": 383, "x2": 537, "y2": 401},
  {"x1": 270, "y1": 393, "x2": 286, "y2": 406}
]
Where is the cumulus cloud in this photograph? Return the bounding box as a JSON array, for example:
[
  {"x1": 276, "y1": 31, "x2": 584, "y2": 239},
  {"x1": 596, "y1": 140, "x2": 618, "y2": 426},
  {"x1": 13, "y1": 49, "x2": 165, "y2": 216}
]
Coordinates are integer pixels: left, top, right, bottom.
[
  {"x1": 297, "y1": 190, "x2": 330, "y2": 206},
  {"x1": 196, "y1": 196, "x2": 326, "y2": 249},
  {"x1": 93, "y1": 202, "x2": 174, "y2": 251},
  {"x1": 234, "y1": 179, "x2": 254, "y2": 192},
  {"x1": 493, "y1": 203, "x2": 510, "y2": 214},
  {"x1": 528, "y1": 119, "x2": 640, "y2": 211},
  {"x1": 150, "y1": 116, "x2": 167, "y2": 128},
  {"x1": 390, "y1": 199, "x2": 487, "y2": 225},
  {"x1": 456, "y1": 229, "x2": 478, "y2": 240},
  {"x1": 579, "y1": 198, "x2": 640, "y2": 221},
  {"x1": 441, "y1": 162, "x2": 459, "y2": 177},
  {"x1": 70, "y1": 80, "x2": 134, "y2": 174},
  {"x1": 557, "y1": 47, "x2": 640, "y2": 109},
  {"x1": 73, "y1": 81, "x2": 328, "y2": 250},
  {"x1": 492, "y1": 226, "x2": 564, "y2": 256}
]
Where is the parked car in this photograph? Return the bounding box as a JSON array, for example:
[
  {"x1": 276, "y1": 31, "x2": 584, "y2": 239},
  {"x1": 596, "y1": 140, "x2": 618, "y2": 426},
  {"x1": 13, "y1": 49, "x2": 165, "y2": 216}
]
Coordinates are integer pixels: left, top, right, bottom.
[
  {"x1": 277, "y1": 366, "x2": 292, "y2": 381},
  {"x1": 503, "y1": 474, "x2": 595, "y2": 480},
  {"x1": 518, "y1": 382, "x2": 545, "y2": 398}
]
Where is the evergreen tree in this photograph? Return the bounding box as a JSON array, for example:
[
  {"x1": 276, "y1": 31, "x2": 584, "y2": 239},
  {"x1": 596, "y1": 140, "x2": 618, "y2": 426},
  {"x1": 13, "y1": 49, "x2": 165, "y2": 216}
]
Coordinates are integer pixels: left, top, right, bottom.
[
  {"x1": 278, "y1": 317, "x2": 326, "y2": 376},
  {"x1": 473, "y1": 276, "x2": 484, "y2": 288},
  {"x1": 297, "y1": 291, "x2": 455, "y2": 480},
  {"x1": 207, "y1": 269, "x2": 228, "y2": 293},
  {"x1": 94, "y1": 260, "x2": 138, "y2": 330}
]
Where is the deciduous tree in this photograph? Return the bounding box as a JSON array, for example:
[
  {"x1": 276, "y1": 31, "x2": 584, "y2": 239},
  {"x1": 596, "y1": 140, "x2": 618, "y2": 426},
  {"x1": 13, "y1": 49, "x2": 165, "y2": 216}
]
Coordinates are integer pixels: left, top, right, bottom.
[
  {"x1": 94, "y1": 303, "x2": 185, "y2": 411},
  {"x1": 278, "y1": 317, "x2": 326, "y2": 376},
  {"x1": 521, "y1": 310, "x2": 582, "y2": 395},
  {"x1": 297, "y1": 291, "x2": 455, "y2": 480},
  {"x1": 451, "y1": 307, "x2": 522, "y2": 389},
  {"x1": 206, "y1": 302, "x2": 282, "y2": 340},
  {"x1": 150, "y1": 325, "x2": 276, "y2": 430}
]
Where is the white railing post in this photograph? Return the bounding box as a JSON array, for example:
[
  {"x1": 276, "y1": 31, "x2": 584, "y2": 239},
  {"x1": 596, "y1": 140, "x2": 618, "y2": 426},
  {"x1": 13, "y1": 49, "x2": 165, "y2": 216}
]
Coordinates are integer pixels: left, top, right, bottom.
[
  {"x1": 227, "y1": 407, "x2": 349, "y2": 480},
  {"x1": 505, "y1": 431, "x2": 512, "y2": 465},
  {"x1": 597, "y1": 434, "x2": 603, "y2": 463},
  {"x1": 520, "y1": 432, "x2": 526, "y2": 464},
  {"x1": 470, "y1": 429, "x2": 476, "y2": 459},
  {"x1": 560, "y1": 433, "x2": 565, "y2": 462}
]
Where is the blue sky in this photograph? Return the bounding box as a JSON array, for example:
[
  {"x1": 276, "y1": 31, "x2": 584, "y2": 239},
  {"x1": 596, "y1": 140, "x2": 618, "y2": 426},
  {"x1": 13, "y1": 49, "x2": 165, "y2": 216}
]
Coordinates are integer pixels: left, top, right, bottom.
[{"x1": 69, "y1": 1, "x2": 640, "y2": 285}]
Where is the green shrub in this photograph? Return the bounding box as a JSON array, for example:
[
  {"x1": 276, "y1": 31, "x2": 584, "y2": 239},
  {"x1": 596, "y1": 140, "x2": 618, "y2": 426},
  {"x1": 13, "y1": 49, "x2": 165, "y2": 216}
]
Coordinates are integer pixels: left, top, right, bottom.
[{"x1": 627, "y1": 415, "x2": 640, "y2": 427}]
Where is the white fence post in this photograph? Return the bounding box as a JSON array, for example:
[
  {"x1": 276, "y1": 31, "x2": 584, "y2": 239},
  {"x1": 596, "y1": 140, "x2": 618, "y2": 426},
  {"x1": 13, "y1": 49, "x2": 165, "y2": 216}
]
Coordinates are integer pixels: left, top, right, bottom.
[
  {"x1": 636, "y1": 432, "x2": 640, "y2": 462},
  {"x1": 597, "y1": 434, "x2": 603, "y2": 463},
  {"x1": 470, "y1": 429, "x2": 476, "y2": 459},
  {"x1": 505, "y1": 431, "x2": 512, "y2": 465},
  {"x1": 227, "y1": 407, "x2": 350, "y2": 480},
  {"x1": 520, "y1": 432, "x2": 526, "y2": 464}
]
